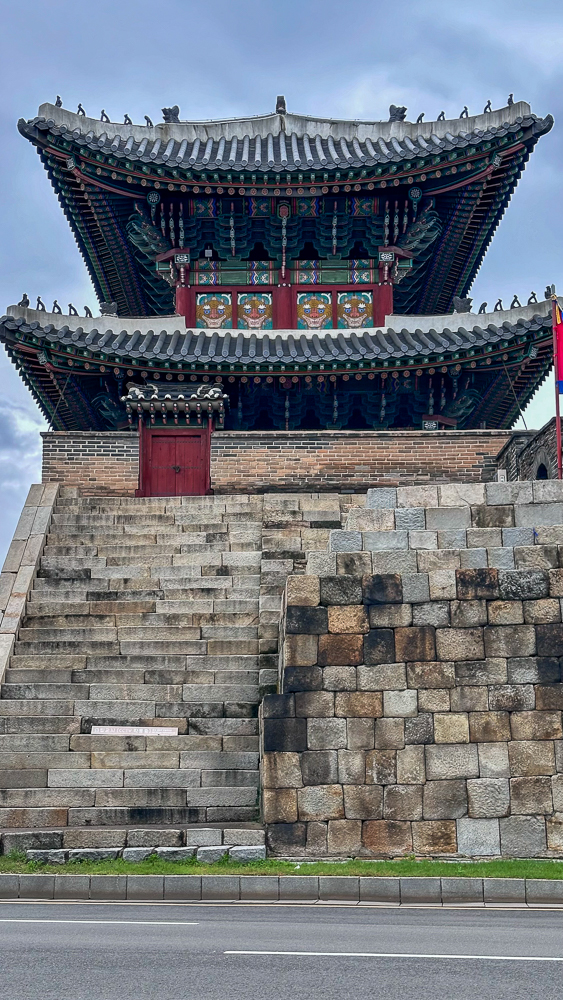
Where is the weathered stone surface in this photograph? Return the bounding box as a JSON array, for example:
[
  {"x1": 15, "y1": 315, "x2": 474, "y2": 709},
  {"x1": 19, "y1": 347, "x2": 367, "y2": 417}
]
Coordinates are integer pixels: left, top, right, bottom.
[
  {"x1": 297, "y1": 784, "x2": 344, "y2": 821},
  {"x1": 318, "y1": 634, "x2": 363, "y2": 666},
  {"x1": 363, "y1": 530, "x2": 408, "y2": 551},
  {"x1": 467, "y1": 527, "x2": 502, "y2": 549},
  {"x1": 337, "y1": 749, "x2": 366, "y2": 784},
  {"x1": 263, "y1": 718, "x2": 307, "y2": 753},
  {"x1": 322, "y1": 665, "x2": 357, "y2": 691},
  {"x1": 508, "y1": 656, "x2": 560, "y2": 684},
  {"x1": 362, "y1": 820, "x2": 412, "y2": 854},
  {"x1": 450, "y1": 685, "x2": 488, "y2": 712},
  {"x1": 336, "y1": 552, "x2": 372, "y2": 577},
  {"x1": 295, "y1": 691, "x2": 334, "y2": 718},
  {"x1": 510, "y1": 711, "x2": 562, "y2": 741},
  {"x1": 266, "y1": 823, "x2": 307, "y2": 855},
  {"x1": 263, "y1": 788, "x2": 298, "y2": 823},
  {"x1": 366, "y1": 488, "x2": 397, "y2": 509},
  {"x1": 383, "y1": 784, "x2": 422, "y2": 820},
  {"x1": 301, "y1": 750, "x2": 338, "y2": 785},
  {"x1": 362, "y1": 574, "x2": 402, "y2": 605},
  {"x1": 418, "y1": 689, "x2": 450, "y2": 712},
  {"x1": 263, "y1": 694, "x2": 295, "y2": 719},
  {"x1": 508, "y1": 740, "x2": 556, "y2": 776},
  {"x1": 283, "y1": 633, "x2": 318, "y2": 667},
  {"x1": 437, "y1": 530, "x2": 467, "y2": 550},
  {"x1": 500, "y1": 815, "x2": 546, "y2": 856},
  {"x1": 286, "y1": 606, "x2": 328, "y2": 635},
  {"x1": 406, "y1": 661, "x2": 455, "y2": 689},
  {"x1": 457, "y1": 817, "x2": 500, "y2": 856},
  {"x1": 439, "y1": 484, "x2": 485, "y2": 507},
  {"x1": 425, "y1": 744, "x2": 479, "y2": 779},
  {"x1": 347, "y1": 718, "x2": 375, "y2": 751},
  {"x1": 396, "y1": 745, "x2": 426, "y2": 784},
  {"x1": 383, "y1": 689, "x2": 417, "y2": 718},
  {"x1": 487, "y1": 601, "x2": 524, "y2": 626},
  {"x1": 472, "y1": 504, "x2": 514, "y2": 528},
  {"x1": 478, "y1": 742, "x2": 509, "y2": 778},
  {"x1": 283, "y1": 666, "x2": 323, "y2": 692},
  {"x1": 455, "y1": 658, "x2": 507, "y2": 686},
  {"x1": 411, "y1": 820, "x2": 457, "y2": 854},
  {"x1": 394, "y1": 626, "x2": 435, "y2": 662},
  {"x1": 344, "y1": 785, "x2": 383, "y2": 820},
  {"x1": 364, "y1": 629, "x2": 395, "y2": 665},
  {"x1": 510, "y1": 776, "x2": 553, "y2": 815},
  {"x1": 412, "y1": 602, "x2": 449, "y2": 627},
  {"x1": 369, "y1": 603, "x2": 412, "y2": 627},
  {"x1": 328, "y1": 605, "x2": 369, "y2": 634},
  {"x1": 329, "y1": 530, "x2": 362, "y2": 552},
  {"x1": 535, "y1": 685, "x2": 563, "y2": 710},
  {"x1": 484, "y1": 625, "x2": 536, "y2": 658},
  {"x1": 307, "y1": 718, "x2": 347, "y2": 751},
  {"x1": 426, "y1": 507, "x2": 470, "y2": 530},
  {"x1": 488, "y1": 685, "x2": 535, "y2": 712},
  {"x1": 536, "y1": 623, "x2": 563, "y2": 657},
  {"x1": 346, "y1": 508, "x2": 395, "y2": 531},
  {"x1": 428, "y1": 570, "x2": 457, "y2": 600},
  {"x1": 460, "y1": 548, "x2": 488, "y2": 569},
  {"x1": 374, "y1": 718, "x2": 405, "y2": 750},
  {"x1": 320, "y1": 576, "x2": 362, "y2": 606},
  {"x1": 434, "y1": 713, "x2": 469, "y2": 744},
  {"x1": 423, "y1": 779, "x2": 467, "y2": 819},
  {"x1": 456, "y1": 569, "x2": 499, "y2": 601},
  {"x1": 262, "y1": 753, "x2": 303, "y2": 788},
  {"x1": 286, "y1": 576, "x2": 320, "y2": 607},
  {"x1": 395, "y1": 508, "x2": 425, "y2": 530},
  {"x1": 523, "y1": 599, "x2": 561, "y2": 624},
  {"x1": 327, "y1": 819, "x2": 362, "y2": 855},
  {"x1": 358, "y1": 663, "x2": 406, "y2": 691},
  {"x1": 404, "y1": 713, "x2": 434, "y2": 745},
  {"x1": 498, "y1": 569, "x2": 549, "y2": 601},
  {"x1": 335, "y1": 692, "x2": 383, "y2": 718},
  {"x1": 418, "y1": 549, "x2": 460, "y2": 572},
  {"x1": 515, "y1": 545, "x2": 558, "y2": 570},
  {"x1": 397, "y1": 485, "x2": 438, "y2": 508},
  {"x1": 408, "y1": 530, "x2": 438, "y2": 550},
  {"x1": 401, "y1": 573, "x2": 430, "y2": 603},
  {"x1": 436, "y1": 628, "x2": 484, "y2": 662},
  {"x1": 467, "y1": 777, "x2": 510, "y2": 818},
  {"x1": 468, "y1": 711, "x2": 511, "y2": 743}
]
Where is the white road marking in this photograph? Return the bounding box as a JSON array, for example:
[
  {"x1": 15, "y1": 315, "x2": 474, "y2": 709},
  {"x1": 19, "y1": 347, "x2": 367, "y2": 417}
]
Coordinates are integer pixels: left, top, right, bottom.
[
  {"x1": 225, "y1": 950, "x2": 563, "y2": 962},
  {"x1": 0, "y1": 919, "x2": 198, "y2": 926}
]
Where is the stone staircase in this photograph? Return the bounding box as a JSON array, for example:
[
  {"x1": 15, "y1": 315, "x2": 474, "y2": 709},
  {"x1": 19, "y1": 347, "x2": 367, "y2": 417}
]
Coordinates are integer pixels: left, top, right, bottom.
[{"x1": 0, "y1": 491, "x2": 344, "y2": 851}]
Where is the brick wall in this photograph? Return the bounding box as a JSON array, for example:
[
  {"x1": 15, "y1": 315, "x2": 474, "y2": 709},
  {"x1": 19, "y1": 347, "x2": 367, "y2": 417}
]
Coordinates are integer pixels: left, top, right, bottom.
[
  {"x1": 42, "y1": 428, "x2": 512, "y2": 495},
  {"x1": 42, "y1": 432, "x2": 139, "y2": 496}
]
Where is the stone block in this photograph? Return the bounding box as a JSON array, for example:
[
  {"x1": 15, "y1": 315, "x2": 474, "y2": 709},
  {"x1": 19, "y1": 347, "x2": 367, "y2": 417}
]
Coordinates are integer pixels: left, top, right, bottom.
[
  {"x1": 399, "y1": 876, "x2": 442, "y2": 902},
  {"x1": 397, "y1": 485, "x2": 438, "y2": 508},
  {"x1": 302, "y1": 750, "x2": 339, "y2": 785},
  {"x1": 328, "y1": 605, "x2": 369, "y2": 634},
  {"x1": 374, "y1": 718, "x2": 404, "y2": 750},
  {"x1": 155, "y1": 848, "x2": 196, "y2": 861},
  {"x1": 412, "y1": 602, "x2": 449, "y2": 627},
  {"x1": 384, "y1": 784, "x2": 422, "y2": 820},
  {"x1": 307, "y1": 718, "x2": 347, "y2": 751},
  {"x1": 456, "y1": 569, "x2": 499, "y2": 601},
  {"x1": 196, "y1": 846, "x2": 228, "y2": 864},
  {"x1": 295, "y1": 691, "x2": 334, "y2": 717},
  {"x1": 460, "y1": 547, "x2": 488, "y2": 569},
  {"x1": 423, "y1": 779, "x2": 467, "y2": 819},
  {"x1": 478, "y1": 742, "x2": 509, "y2": 778},
  {"x1": 408, "y1": 530, "x2": 438, "y2": 550},
  {"x1": 515, "y1": 502, "x2": 563, "y2": 527},
  {"x1": 201, "y1": 876, "x2": 240, "y2": 901},
  {"x1": 371, "y1": 550, "x2": 417, "y2": 574},
  {"x1": 338, "y1": 749, "x2": 366, "y2": 783},
  {"x1": 405, "y1": 661, "x2": 454, "y2": 690},
  {"x1": 523, "y1": 599, "x2": 561, "y2": 624},
  {"x1": 229, "y1": 846, "x2": 266, "y2": 863},
  {"x1": 439, "y1": 483, "x2": 486, "y2": 507},
  {"x1": 508, "y1": 657, "x2": 560, "y2": 684},
  {"x1": 286, "y1": 576, "x2": 320, "y2": 607},
  {"x1": 362, "y1": 820, "x2": 413, "y2": 855},
  {"x1": 536, "y1": 623, "x2": 563, "y2": 656},
  {"x1": 425, "y1": 744, "x2": 479, "y2": 779},
  {"x1": 508, "y1": 740, "x2": 556, "y2": 776},
  {"x1": 548, "y1": 568, "x2": 563, "y2": 597},
  {"x1": 364, "y1": 629, "x2": 395, "y2": 664},
  {"x1": 411, "y1": 821, "x2": 457, "y2": 854},
  {"x1": 122, "y1": 848, "x2": 155, "y2": 863},
  {"x1": 394, "y1": 626, "x2": 435, "y2": 662},
  {"x1": 438, "y1": 530, "x2": 467, "y2": 550},
  {"x1": 383, "y1": 689, "x2": 417, "y2": 718},
  {"x1": 347, "y1": 718, "x2": 375, "y2": 750},
  {"x1": 266, "y1": 823, "x2": 307, "y2": 855},
  {"x1": 0, "y1": 875, "x2": 19, "y2": 899},
  {"x1": 515, "y1": 545, "x2": 559, "y2": 570},
  {"x1": 365, "y1": 749, "x2": 396, "y2": 785},
  {"x1": 346, "y1": 509, "x2": 395, "y2": 531},
  {"x1": 488, "y1": 684, "x2": 534, "y2": 712},
  {"x1": 18, "y1": 875, "x2": 55, "y2": 900},
  {"x1": 396, "y1": 745, "x2": 425, "y2": 784},
  {"x1": 487, "y1": 601, "x2": 524, "y2": 626},
  {"x1": 318, "y1": 875, "x2": 360, "y2": 900},
  {"x1": 488, "y1": 548, "x2": 515, "y2": 570},
  {"x1": 468, "y1": 711, "x2": 511, "y2": 743},
  {"x1": 335, "y1": 691, "x2": 383, "y2": 718},
  {"x1": 395, "y1": 508, "x2": 425, "y2": 530},
  {"x1": 320, "y1": 575, "x2": 363, "y2": 606},
  {"x1": 263, "y1": 788, "x2": 298, "y2": 824},
  {"x1": 263, "y1": 719, "x2": 307, "y2": 753},
  {"x1": 307, "y1": 552, "x2": 337, "y2": 575},
  {"x1": 283, "y1": 633, "x2": 318, "y2": 667},
  {"x1": 322, "y1": 665, "x2": 357, "y2": 691},
  {"x1": 262, "y1": 695, "x2": 295, "y2": 719},
  {"x1": 401, "y1": 573, "x2": 430, "y2": 603},
  {"x1": 298, "y1": 784, "x2": 344, "y2": 821},
  {"x1": 362, "y1": 573, "x2": 402, "y2": 605},
  {"x1": 450, "y1": 686, "x2": 488, "y2": 712},
  {"x1": 467, "y1": 777, "x2": 509, "y2": 818},
  {"x1": 418, "y1": 549, "x2": 460, "y2": 572},
  {"x1": 500, "y1": 815, "x2": 547, "y2": 857},
  {"x1": 329, "y1": 530, "x2": 362, "y2": 552},
  {"x1": 457, "y1": 818, "x2": 500, "y2": 857},
  {"x1": 336, "y1": 552, "x2": 372, "y2": 577},
  {"x1": 510, "y1": 711, "x2": 561, "y2": 741},
  {"x1": 485, "y1": 482, "x2": 532, "y2": 505},
  {"x1": 535, "y1": 685, "x2": 563, "y2": 710},
  {"x1": 1, "y1": 830, "x2": 62, "y2": 853},
  {"x1": 359, "y1": 876, "x2": 400, "y2": 903},
  {"x1": 344, "y1": 785, "x2": 383, "y2": 820},
  {"x1": 455, "y1": 657, "x2": 507, "y2": 686},
  {"x1": 436, "y1": 627, "x2": 484, "y2": 661},
  {"x1": 69, "y1": 849, "x2": 120, "y2": 862},
  {"x1": 441, "y1": 877, "x2": 484, "y2": 903},
  {"x1": 366, "y1": 488, "x2": 397, "y2": 509},
  {"x1": 318, "y1": 634, "x2": 363, "y2": 666},
  {"x1": 511, "y1": 776, "x2": 553, "y2": 814},
  {"x1": 434, "y1": 713, "x2": 469, "y2": 744},
  {"x1": 526, "y1": 879, "x2": 563, "y2": 904},
  {"x1": 467, "y1": 528, "x2": 503, "y2": 549},
  {"x1": 426, "y1": 507, "x2": 470, "y2": 530},
  {"x1": 405, "y1": 713, "x2": 435, "y2": 745},
  {"x1": 358, "y1": 663, "x2": 406, "y2": 690},
  {"x1": 126, "y1": 876, "x2": 164, "y2": 901},
  {"x1": 286, "y1": 605, "x2": 328, "y2": 635},
  {"x1": 498, "y1": 569, "x2": 549, "y2": 601},
  {"x1": 262, "y1": 752, "x2": 303, "y2": 788},
  {"x1": 363, "y1": 530, "x2": 408, "y2": 551},
  {"x1": 277, "y1": 875, "x2": 319, "y2": 899},
  {"x1": 369, "y1": 603, "x2": 412, "y2": 627},
  {"x1": 418, "y1": 689, "x2": 451, "y2": 712},
  {"x1": 428, "y1": 570, "x2": 457, "y2": 600}
]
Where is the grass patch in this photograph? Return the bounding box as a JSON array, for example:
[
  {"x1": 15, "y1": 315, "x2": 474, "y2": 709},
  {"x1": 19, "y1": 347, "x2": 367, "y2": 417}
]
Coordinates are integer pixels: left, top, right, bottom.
[{"x1": 2, "y1": 853, "x2": 563, "y2": 879}]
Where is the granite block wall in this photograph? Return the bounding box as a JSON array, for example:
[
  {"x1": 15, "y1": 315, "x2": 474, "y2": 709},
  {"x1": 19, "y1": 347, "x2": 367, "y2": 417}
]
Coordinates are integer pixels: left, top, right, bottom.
[{"x1": 261, "y1": 481, "x2": 563, "y2": 858}]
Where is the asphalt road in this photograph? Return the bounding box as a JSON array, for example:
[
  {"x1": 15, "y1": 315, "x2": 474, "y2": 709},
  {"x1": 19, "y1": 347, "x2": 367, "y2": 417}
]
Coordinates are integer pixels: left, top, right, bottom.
[{"x1": 1, "y1": 901, "x2": 562, "y2": 1000}]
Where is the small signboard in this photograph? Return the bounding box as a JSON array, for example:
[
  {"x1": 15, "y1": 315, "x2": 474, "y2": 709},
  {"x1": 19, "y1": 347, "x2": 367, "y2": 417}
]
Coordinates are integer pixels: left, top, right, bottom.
[
  {"x1": 378, "y1": 251, "x2": 395, "y2": 263},
  {"x1": 91, "y1": 725, "x2": 178, "y2": 736}
]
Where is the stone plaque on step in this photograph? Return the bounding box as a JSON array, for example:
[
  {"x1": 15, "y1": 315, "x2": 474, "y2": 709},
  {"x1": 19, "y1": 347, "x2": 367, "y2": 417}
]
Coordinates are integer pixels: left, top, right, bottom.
[{"x1": 91, "y1": 725, "x2": 179, "y2": 736}]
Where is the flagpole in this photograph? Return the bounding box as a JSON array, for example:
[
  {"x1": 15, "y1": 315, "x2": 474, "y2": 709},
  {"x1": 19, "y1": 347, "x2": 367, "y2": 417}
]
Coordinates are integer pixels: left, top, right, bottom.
[{"x1": 552, "y1": 295, "x2": 563, "y2": 480}]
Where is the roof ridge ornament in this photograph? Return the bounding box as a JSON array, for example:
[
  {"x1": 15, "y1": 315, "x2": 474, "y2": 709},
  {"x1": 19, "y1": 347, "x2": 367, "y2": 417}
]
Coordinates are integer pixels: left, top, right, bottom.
[
  {"x1": 144, "y1": 115, "x2": 154, "y2": 127},
  {"x1": 55, "y1": 96, "x2": 62, "y2": 108},
  {"x1": 162, "y1": 105, "x2": 180, "y2": 123},
  {"x1": 276, "y1": 95, "x2": 286, "y2": 114},
  {"x1": 389, "y1": 105, "x2": 407, "y2": 122}
]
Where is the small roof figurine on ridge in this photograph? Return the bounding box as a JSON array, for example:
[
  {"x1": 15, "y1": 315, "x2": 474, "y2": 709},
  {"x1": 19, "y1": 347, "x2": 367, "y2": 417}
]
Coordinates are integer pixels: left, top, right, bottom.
[
  {"x1": 389, "y1": 105, "x2": 407, "y2": 122},
  {"x1": 162, "y1": 106, "x2": 180, "y2": 123},
  {"x1": 276, "y1": 96, "x2": 286, "y2": 114},
  {"x1": 55, "y1": 96, "x2": 62, "y2": 107}
]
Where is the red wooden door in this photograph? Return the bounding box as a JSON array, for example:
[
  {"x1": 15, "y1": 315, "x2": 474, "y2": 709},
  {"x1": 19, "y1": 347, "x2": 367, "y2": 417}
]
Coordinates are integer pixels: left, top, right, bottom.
[{"x1": 138, "y1": 428, "x2": 211, "y2": 496}]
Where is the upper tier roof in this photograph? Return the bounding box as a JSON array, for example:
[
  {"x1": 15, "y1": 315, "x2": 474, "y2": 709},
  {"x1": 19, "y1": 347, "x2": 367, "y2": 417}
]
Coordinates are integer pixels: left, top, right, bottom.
[{"x1": 21, "y1": 100, "x2": 551, "y2": 173}]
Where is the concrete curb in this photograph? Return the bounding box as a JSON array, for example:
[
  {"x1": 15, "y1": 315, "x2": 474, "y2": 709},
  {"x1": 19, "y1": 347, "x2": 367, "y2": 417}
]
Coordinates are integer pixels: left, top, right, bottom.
[{"x1": 1, "y1": 873, "x2": 563, "y2": 905}]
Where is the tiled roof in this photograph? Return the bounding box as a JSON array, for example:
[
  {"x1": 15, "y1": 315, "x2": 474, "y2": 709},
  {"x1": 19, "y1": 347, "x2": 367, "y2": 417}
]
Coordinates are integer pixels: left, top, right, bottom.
[
  {"x1": 1, "y1": 301, "x2": 552, "y2": 366},
  {"x1": 19, "y1": 101, "x2": 552, "y2": 174}
]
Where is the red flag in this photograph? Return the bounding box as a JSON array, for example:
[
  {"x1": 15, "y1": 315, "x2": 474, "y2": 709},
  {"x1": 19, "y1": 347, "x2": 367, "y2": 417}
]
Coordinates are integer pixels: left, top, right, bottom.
[{"x1": 555, "y1": 301, "x2": 563, "y2": 389}]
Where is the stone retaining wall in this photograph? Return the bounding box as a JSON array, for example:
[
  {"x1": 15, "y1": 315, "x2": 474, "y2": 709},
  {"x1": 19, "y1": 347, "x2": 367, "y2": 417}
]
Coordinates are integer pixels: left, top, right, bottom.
[{"x1": 261, "y1": 480, "x2": 563, "y2": 858}]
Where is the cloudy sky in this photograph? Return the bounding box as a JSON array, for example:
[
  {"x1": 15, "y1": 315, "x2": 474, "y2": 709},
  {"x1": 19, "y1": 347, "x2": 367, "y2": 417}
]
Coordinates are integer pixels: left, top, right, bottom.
[{"x1": 0, "y1": 0, "x2": 562, "y2": 559}]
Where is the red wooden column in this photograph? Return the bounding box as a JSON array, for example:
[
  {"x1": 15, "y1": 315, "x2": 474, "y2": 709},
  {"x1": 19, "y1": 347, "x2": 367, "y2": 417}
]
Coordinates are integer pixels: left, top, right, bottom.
[{"x1": 374, "y1": 281, "x2": 393, "y2": 327}]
